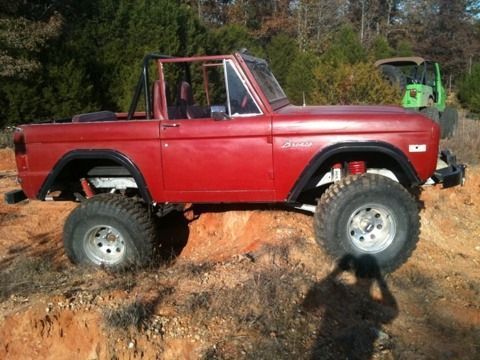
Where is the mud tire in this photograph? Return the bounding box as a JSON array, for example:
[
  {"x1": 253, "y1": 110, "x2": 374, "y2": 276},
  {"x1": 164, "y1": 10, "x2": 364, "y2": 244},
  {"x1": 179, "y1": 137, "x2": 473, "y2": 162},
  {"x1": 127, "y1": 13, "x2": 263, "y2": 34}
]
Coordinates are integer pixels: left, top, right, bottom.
[
  {"x1": 314, "y1": 174, "x2": 420, "y2": 273},
  {"x1": 439, "y1": 107, "x2": 458, "y2": 139},
  {"x1": 64, "y1": 194, "x2": 156, "y2": 270},
  {"x1": 420, "y1": 106, "x2": 440, "y2": 125},
  {"x1": 379, "y1": 64, "x2": 407, "y2": 91}
]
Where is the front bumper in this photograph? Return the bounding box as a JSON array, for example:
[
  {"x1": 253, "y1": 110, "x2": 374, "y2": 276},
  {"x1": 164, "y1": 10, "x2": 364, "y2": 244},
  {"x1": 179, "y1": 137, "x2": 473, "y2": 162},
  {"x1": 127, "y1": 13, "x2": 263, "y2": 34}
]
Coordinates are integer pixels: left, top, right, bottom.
[{"x1": 432, "y1": 150, "x2": 466, "y2": 188}]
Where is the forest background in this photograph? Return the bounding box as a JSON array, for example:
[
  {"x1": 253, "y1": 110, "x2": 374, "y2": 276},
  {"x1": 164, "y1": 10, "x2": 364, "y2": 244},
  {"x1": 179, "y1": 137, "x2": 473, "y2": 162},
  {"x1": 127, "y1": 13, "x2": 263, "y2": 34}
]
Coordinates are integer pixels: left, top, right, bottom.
[{"x1": 1, "y1": 0, "x2": 480, "y2": 127}]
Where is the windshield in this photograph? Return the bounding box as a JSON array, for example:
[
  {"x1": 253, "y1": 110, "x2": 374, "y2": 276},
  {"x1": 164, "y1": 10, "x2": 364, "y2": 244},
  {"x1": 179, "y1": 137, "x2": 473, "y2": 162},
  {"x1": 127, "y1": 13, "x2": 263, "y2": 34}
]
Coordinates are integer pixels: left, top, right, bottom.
[{"x1": 241, "y1": 54, "x2": 287, "y2": 104}]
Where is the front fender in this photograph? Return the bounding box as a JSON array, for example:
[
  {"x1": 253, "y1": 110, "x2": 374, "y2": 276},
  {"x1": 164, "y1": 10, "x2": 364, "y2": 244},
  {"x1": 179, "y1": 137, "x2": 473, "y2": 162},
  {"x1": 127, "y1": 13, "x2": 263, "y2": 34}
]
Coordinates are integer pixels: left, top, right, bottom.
[{"x1": 287, "y1": 141, "x2": 420, "y2": 202}]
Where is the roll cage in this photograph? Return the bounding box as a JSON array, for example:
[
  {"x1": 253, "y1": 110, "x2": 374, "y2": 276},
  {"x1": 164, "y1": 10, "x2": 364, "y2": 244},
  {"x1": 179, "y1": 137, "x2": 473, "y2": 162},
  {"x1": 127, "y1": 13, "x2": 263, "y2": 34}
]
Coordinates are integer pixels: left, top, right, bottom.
[{"x1": 126, "y1": 52, "x2": 290, "y2": 121}]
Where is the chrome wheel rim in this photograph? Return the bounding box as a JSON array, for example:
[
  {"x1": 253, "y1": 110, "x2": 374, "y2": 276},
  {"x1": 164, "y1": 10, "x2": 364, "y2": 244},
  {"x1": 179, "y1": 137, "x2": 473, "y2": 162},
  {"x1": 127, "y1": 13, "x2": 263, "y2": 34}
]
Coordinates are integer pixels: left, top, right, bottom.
[
  {"x1": 347, "y1": 203, "x2": 396, "y2": 253},
  {"x1": 83, "y1": 225, "x2": 126, "y2": 265}
]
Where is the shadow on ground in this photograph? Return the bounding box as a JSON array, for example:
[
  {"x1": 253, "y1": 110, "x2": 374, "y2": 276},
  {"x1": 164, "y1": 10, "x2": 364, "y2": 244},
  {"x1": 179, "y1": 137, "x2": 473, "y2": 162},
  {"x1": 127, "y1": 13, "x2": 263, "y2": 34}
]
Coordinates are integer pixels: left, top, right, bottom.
[{"x1": 303, "y1": 255, "x2": 398, "y2": 360}]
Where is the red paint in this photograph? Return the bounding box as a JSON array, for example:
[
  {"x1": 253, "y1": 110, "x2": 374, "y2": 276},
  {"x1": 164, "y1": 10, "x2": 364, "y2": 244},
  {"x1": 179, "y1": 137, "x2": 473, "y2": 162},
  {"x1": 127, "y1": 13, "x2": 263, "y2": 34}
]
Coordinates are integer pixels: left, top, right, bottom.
[
  {"x1": 13, "y1": 52, "x2": 441, "y2": 204},
  {"x1": 348, "y1": 161, "x2": 366, "y2": 175}
]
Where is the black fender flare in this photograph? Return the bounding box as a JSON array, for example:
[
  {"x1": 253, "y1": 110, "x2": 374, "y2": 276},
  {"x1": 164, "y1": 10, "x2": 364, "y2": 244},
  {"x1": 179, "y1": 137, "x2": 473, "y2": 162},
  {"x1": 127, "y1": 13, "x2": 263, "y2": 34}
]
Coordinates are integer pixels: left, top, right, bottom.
[
  {"x1": 37, "y1": 149, "x2": 153, "y2": 204},
  {"x1": 287, "y1": 141, "x2": 420, "y2": 202}
]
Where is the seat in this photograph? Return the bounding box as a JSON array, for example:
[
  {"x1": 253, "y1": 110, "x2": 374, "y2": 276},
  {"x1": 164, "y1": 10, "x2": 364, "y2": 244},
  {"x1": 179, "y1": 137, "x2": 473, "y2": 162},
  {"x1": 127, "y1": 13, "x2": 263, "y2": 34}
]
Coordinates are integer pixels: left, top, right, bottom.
[
  {"x1": 152, "y1": 80, "x2": 164, "y2": 119},
  {"x1": 72, "y1": 111, "x2": 117, "y2": 123},
  {"x1": 176, "y1": 80, "x2": 209, "y2": 119},
  {"x1": 175, "y1": 80, "x2": 193, "y2": 119}
]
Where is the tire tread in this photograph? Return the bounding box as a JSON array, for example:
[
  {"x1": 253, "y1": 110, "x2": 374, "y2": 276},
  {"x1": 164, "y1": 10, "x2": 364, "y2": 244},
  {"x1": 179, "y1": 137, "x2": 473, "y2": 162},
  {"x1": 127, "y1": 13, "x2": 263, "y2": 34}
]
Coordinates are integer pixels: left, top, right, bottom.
[
  {"x1": 64, "y1": 194, "x2": 156, "y2": 269},
  {"x1": 314, "y1": 174, "x2": 420, "y2": 272}
]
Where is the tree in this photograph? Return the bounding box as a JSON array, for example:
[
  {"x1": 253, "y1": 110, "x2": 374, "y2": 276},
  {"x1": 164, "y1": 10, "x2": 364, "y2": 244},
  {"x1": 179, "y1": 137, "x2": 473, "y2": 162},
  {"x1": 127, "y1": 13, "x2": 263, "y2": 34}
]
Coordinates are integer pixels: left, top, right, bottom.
[
  {"x1": 311, "y1": 61, "x2": 401, "y2": 105},
  {"x1": 0, "y1": 1, "x2": 62, "y2": 78},
  {"x1": 285, "y1": 51, "x2": 320, "y2": 105},
  {"x1": 295, "y1": 0, "x2": 348, "y2": 52},
  {"x1": 209, "y1": 24, "x2": 261, "y2": 55},
  {"x1": 370, "y1": 36, "x2": 395, "y2": 60},
  {"x1": 458, "y1": 62, "x2": 480, "y2": 113},
  {"x1": 0, "y1": 0, "x2": 211, "y2": 125},
  {"x1": 346, "y1": 0, "x2": 402, "y2": 44},
  {"x1": 401, "y1": 0, "x2": 480, "y2": 82},
  {"x1": 266, "y1": 33, "x2": 298, "y2": 87},
  {"x1": 321, "y1": 25, "x2": 367, "y2": 65},
  {"x1": 395, "y1": 39, "x2": 414, "y2": 57}
]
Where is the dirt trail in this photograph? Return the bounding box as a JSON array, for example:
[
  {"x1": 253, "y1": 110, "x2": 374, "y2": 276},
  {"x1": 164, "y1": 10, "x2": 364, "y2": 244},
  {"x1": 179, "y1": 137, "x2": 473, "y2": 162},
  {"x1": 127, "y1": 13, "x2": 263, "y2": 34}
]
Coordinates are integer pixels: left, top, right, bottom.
[{"x1": 0, "y1": 148, "x2": 479, "y2": 359}]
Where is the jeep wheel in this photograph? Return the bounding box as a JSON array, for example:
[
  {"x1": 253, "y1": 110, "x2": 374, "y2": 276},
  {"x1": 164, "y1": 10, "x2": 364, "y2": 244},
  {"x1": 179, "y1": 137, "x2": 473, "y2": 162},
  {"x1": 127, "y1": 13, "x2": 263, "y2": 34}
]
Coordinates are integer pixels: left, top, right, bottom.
[
  {"x1": 379, "y1": 64, "x2": 407, "y2": 91},
  {"x1": 440, "y1": 107, "x2": 458, "y2": 139},
  {"x1": 64, "y1": 194, "x2": 156, "y2": 270},
  {"x1": 314, "y1": 174, "x2": 420, "y2": 273},
  {"x1": 420, "y1": 106, "x2": 440, "y2": 125}
]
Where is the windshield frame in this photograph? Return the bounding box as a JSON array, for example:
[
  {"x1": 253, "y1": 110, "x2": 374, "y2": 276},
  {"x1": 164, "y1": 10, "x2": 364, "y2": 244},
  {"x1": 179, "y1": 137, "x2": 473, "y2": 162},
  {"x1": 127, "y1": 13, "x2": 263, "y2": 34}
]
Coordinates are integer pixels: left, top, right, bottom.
[{"x1": 239, "y1": 53, "x2": 289, "y2": 110}]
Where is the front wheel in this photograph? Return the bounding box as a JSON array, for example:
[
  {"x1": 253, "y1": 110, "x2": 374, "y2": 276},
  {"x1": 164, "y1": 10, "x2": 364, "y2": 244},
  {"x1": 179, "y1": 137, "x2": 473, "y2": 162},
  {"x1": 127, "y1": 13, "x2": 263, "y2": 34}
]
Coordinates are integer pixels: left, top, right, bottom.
[
  {"x1": 63, "y1": 194, "x2": 157, "y2": 270},
  {"x1": 314, "y1": 174, "x2": 420, "y2": 273}
]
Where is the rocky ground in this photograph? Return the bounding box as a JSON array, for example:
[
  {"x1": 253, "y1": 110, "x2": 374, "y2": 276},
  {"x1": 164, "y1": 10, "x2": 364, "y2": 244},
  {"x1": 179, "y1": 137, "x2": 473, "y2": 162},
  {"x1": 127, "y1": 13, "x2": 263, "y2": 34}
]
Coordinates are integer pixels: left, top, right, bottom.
[{"x1": 0, "y1": 143, "x2": 479, "y2": 359}]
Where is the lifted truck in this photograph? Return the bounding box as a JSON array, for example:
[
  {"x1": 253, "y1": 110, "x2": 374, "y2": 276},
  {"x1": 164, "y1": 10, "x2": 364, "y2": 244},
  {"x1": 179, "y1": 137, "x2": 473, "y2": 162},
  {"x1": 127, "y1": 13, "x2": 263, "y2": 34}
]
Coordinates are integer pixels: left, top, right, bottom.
[{"x1": 5, "y1": 52, "x2": 465, "y2": 272}]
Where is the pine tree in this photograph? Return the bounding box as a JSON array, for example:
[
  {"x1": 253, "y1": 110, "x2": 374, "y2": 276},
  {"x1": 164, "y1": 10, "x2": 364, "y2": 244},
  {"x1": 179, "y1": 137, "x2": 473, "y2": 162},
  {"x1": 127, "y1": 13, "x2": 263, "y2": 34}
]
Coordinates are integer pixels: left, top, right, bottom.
[
  {"x1": 266, "y1": 33, "x2": 298, "y2": 87},
  {"x1": 0, "y1": 1, "x2": 62, "y2": 78}
]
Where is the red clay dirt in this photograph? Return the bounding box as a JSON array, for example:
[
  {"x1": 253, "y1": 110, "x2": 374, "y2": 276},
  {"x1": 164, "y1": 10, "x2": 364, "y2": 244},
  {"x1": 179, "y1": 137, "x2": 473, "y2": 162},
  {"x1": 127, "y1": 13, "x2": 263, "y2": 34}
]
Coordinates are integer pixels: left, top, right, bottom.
[{"x1": 0, "y1": 148, "x2": 479, "y2": 359}]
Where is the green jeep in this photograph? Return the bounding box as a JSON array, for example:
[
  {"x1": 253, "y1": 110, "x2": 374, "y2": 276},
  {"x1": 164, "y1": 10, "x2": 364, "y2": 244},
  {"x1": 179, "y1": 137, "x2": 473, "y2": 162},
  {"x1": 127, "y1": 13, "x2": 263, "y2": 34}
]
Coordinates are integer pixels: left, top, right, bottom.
[{"x1": 376, "y1": 57, "x2": 458, "y2": 139}]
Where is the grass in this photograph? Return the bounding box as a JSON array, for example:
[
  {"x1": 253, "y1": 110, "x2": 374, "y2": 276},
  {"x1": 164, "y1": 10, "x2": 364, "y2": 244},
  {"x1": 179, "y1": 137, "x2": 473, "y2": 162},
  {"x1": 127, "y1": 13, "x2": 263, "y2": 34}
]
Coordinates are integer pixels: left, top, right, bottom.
[
  {"x1": 0, "y1": 127, "x2": 13, "y2": 149},
  {"x1": 0, "y1": 256, "x2": 64, "y2": 302},
  {"x1": 104, "y1": 301, "x2": 155, "y2": 330}
]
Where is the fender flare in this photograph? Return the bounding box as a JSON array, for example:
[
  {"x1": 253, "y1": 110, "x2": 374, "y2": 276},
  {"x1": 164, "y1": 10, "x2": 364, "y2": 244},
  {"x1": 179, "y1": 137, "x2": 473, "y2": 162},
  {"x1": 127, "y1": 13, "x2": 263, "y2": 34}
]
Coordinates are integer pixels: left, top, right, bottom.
[
  {"x1": 287, "y1": 141, "x2": 420, "y2": 202},
  {"x1": 37, "y1": 149, "x2": 153, "y2": 204}
]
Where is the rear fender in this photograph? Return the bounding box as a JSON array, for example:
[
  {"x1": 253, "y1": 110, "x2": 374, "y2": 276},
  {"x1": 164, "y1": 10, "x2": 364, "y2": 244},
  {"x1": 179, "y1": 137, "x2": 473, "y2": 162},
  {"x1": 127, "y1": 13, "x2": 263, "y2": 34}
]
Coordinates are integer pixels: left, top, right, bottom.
[
  {"x1": 402, "y1": 84, "x2": 433, "y2": 108},
  {"x1": 37, "y1": 150, "x2": 152, "y2": 204}
]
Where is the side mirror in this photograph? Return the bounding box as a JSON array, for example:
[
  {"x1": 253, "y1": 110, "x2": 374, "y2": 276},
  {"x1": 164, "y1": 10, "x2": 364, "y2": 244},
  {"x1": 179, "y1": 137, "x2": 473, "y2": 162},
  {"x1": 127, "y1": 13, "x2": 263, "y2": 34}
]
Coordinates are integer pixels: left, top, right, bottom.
[{"x1": 211, "y1": 105, "x2": 230, "y2": 121}]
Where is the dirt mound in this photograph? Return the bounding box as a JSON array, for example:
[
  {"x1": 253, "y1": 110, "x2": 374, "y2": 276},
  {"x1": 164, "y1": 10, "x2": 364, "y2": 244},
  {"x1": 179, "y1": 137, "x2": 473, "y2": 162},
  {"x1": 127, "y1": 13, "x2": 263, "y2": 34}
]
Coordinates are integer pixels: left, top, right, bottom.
[
  {"x1": 182, "y1": 207, "x2": 313, "y2": 262},
  {"x1": 0, "y1": 305, "x2": 105, "y2": 359},
  {"x1": 1, "y1": 148, "x2": 479, "y2": 359}
]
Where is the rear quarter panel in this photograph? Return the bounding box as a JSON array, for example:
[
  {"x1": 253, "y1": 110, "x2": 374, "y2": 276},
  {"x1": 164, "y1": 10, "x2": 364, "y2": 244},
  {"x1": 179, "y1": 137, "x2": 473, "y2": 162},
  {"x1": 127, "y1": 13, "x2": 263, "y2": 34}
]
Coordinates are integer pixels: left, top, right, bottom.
[{"x1": 19, "y1": 120, "x2": 163, "y2": 200}]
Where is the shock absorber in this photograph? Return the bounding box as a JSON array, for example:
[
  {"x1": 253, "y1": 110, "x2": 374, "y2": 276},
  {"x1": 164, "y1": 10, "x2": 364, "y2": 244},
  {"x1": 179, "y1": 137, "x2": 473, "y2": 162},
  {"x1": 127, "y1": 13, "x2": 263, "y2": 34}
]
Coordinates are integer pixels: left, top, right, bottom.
[
  {"x1": 80, "y1": 178, "x2": 95, "y2": 198},
  {"x1": 348, "y1": 161, "x2": 366, "y2": 175}
]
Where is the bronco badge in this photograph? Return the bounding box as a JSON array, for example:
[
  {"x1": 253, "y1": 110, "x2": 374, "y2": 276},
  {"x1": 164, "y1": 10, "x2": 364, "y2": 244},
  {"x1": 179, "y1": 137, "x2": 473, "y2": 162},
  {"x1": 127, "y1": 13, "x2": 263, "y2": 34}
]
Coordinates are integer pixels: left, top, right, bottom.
[{"x1": 281, "y1": 140, "x2": 313, "y2": 149}]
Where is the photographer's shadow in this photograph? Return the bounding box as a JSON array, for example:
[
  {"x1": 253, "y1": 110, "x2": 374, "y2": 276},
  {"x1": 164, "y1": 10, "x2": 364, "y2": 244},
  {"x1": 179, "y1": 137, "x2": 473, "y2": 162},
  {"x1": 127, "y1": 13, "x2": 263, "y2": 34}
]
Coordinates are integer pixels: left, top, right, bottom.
[{"x1": 302, "y1": 255, "x2": 398, "y2": 360}]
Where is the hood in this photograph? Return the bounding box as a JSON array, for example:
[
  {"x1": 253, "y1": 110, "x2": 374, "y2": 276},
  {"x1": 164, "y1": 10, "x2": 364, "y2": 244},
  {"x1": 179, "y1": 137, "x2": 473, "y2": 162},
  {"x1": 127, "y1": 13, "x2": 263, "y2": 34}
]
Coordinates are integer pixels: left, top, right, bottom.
[
  {"x1": 272, "y1": 104, "x2": 438, "y2": 136},
  {"x1": 275, "y1": 104, "x2": 407, "y2": 116}
]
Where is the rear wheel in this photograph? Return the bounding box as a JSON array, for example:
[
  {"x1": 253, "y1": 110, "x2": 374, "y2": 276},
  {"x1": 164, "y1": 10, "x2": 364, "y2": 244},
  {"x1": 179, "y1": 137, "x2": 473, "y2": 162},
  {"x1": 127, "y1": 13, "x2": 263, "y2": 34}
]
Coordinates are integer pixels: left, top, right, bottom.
[
  {"x1": 314, "y1": 174, "x2": 420, "y2": 273},
  {"x1": 64, "y1": 194, "x2": 157, "y2": 270},
  {"x1": 420, "y1": 106, "x2": 440, "y2": 125}
]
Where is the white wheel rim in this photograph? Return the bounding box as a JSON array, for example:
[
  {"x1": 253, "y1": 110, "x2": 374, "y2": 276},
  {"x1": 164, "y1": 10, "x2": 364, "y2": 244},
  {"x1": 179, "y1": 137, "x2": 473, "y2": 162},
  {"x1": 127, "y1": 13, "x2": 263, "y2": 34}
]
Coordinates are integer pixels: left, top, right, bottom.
[
  {"x1": 347, "y1": 203, "x2": 396, "y2": 253},
  {"x1": 83, "y1": 225, "x2": 126, "y2": 265}
]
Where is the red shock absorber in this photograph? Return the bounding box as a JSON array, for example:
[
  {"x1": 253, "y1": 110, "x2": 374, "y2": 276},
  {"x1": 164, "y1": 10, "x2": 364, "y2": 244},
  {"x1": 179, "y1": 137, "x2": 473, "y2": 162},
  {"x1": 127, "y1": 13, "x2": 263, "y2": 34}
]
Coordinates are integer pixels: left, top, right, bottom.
[
  {"x1": 348, "y1": 161, "x2": 366, "y2": 175},
  {"x1": 80, "y1": 178, "x2": 95, "y2": 198}
]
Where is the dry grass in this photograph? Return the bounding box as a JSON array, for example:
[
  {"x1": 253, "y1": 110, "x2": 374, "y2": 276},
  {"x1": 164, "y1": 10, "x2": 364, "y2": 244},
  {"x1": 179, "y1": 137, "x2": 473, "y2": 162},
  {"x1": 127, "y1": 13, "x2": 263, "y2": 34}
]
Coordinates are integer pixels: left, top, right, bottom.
[
  {"x1": 0, "y1": 256, "x2": 64, "y2": 302},
  {"x1": 0, "y1": 128, "x2": 13, "y2": 149}
]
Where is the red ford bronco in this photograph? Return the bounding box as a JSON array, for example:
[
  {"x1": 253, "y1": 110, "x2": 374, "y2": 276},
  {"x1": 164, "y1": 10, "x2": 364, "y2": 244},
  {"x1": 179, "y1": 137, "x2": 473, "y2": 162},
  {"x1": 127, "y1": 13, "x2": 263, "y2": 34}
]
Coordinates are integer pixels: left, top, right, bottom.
[{"x1": 5, "y1": 52, "x2": 465, "y2": 272}]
